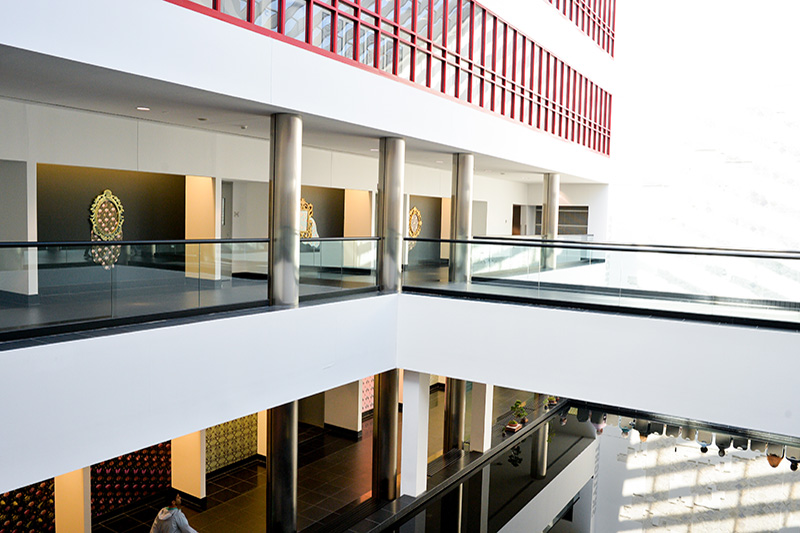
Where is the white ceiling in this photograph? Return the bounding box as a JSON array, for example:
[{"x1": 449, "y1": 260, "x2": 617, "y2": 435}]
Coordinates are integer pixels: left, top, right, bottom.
[{"x1": 0, "y1": 44, "x2": 596, "y2": 184}]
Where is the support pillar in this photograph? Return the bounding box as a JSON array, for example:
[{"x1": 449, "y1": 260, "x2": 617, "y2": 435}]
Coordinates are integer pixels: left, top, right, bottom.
[
  {"x1": 269, "y1": 113, "x2": 302, "y2": 308},
  {"x1": 268, "y1": 403, "x2": 298, "y2": 532},
  {"x1": 449, "y1": 153, "x2": 474, "y2": 284},
  {"x1": 377, "y1": 138, "x2": 405, "y2": 293},
  {"x1": 171, "y1": 430, "x2": 206, "y2": 505},
  {"x1": 400, "y1": 371, "x2": 430, "y2": 497},
  {"x1": 542, "y1": 173, "x2": 560, "y2": 270},
  {"x1": 531, "y1": 423, "x2": 549, "y2": 479},
  {"x1": 373, "y1": 369, "x2": 400, "y2": 500},
  {"x1": 443, "y1": 378, "x2": 466, "y2": 453},
  {"x1": 469, "y1": 382, "x2": 494, "y2": 453},
  {"x1": 55, "y1": 467, "x2": 91, "y2": 533},
  {"x1": 267, "y1": 113, "x2": 302, "y2": 532}
]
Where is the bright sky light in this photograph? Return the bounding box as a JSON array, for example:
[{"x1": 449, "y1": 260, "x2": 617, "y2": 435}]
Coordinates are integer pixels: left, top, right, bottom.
[{"x1": 610, "y1": 0, "x2": 800, "y2": 249}]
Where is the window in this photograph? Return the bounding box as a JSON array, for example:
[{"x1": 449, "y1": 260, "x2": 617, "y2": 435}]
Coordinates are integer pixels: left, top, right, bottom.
[
  {"x1": 380, "y1": 34, "x2": 395, "y2": 72},
  {"x1": 338, "y1": 16, "x2": 356, "y2": 59},
  {"x1": 417, "y1": 0, "x2": 429, "y2": 39},
  {"x1": 220, "y1": 0, "x2": 248, "y2": 20},
  {"x1": 254, "y1": 0, "x2": 280, "y2": 30},
  {"x1": 312, "y1": 6, "x2": 333, "y2": 51},
  {"x1": 285, "y1": 0, "x2": 307, "y2": 41},
  {"x1": 360, "y1": 27, "x2": 376, "y2": 66},
  {"x1": 415, "y1": 50, "x2": 428, "y2": 86},
  {"x1": 398, "y1": 42, "x2": 412, "y2": 79},
  {"x1": 459, "y1": 1, "x2": 471, "y2": 58}
]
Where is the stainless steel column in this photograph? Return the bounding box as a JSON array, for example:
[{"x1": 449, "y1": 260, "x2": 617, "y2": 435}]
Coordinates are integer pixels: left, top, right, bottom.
[
  {"x1": 373, "y1": 369, "x2": 400, "y2": 500},
  {"x1": 269, "y1": 113, "x2": 302, "y2": 308},
  {"x1": 443, "y1": 378, "x2": 466, "y2": 452},
  {"x1": 377, "y1": 138, "x2": 405, "y2": 293},
  {"x1": 531, "y1": 423, "x2": 549, "y2": 479},
  {"x1": 267, "y1": 401, "x2": 298, "y2": 533},
  {"x1": 449, "y1": 153, "x2": 474, "y2": 284},
  {"x1": 267, "y1": 113, "x2": 301, "y2": 533},
  {"x1": 542, "y1": 173, "x2": 560, "y2": 270}
]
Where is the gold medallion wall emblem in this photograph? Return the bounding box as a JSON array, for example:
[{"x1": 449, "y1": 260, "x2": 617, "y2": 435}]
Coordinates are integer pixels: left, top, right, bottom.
[
  {"x1": 300, "y1": 198, "x2": 315, "y2": 238},
  {"x1": 408, "y1": 206, "x2": 422, "y2": 238},
  {"x1": 89, "y1": 189, "x2": 124, "y2": 269}
]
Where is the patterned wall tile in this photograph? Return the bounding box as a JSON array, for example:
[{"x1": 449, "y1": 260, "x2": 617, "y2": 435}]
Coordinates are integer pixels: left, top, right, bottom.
[
  {"x1": 0, "y1": 479, "x2": 55, "y2": 533},
  {"x1": 206, "y1": 414, "x2": 258, "y2": 473},
  {"x1": 362, "y1": 376, "x2": 374, "y2": 413},
  {"x1": 91, "y1": 442, "x2": 171, "y2": 518}
]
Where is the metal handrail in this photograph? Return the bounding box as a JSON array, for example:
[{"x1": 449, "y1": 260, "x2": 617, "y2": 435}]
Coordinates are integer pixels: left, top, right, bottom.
[
  {"x1": 406, "y1": 237, "x2": 800, "y2": 260},
  {"x1": 0, "y1": 236, "x2": 382, "y2": 248}
]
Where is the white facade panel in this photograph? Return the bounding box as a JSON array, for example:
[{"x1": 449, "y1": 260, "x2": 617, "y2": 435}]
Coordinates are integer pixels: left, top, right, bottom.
[{"x1": 0, "y1": 295, "x2": 399, "y2": 494}]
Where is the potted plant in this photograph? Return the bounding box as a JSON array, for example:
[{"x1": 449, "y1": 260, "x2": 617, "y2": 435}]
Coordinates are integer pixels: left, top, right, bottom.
[{"x1": 512, "y1": 400, "x2": 528, "y2": 424}]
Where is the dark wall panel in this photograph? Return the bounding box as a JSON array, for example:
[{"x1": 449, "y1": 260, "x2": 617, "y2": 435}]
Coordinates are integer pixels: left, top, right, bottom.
[
  {"x1": 300, "y1": 185, "x2": 345, "y2": 238},
  {"x1": 37, "y1": 164, "x2": 186, "y2": 242},
  {"x1": 409, "y1": 195, "x2": 442, "y2": 239}
]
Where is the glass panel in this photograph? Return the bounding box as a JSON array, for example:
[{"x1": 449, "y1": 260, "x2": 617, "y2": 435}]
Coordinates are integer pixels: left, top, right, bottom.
[
  {"x1": 459, "y1": 69, "x2": 469, "y2": 100},
  {"x1": 430, "y1": 56, "x2": 443, "y2": 91},
  {"x1": 447, "y1": 0, "x2": 458, "y2": 51},
  {"x1": 361, "y1": 0, "x2": 377, "y2": 12},
  {"x1": 360, "y1": 11, "x2": 378, "y2": 25},
  {"x1": 460, "y1": 0, "x2": 471, "y2": 58},
  {"x1": 285, "y1": 0, "x2": 307, "y2": 41},
  {"x1": 473, "y1": 5, "x2": 483, "y2": 64},
  {"x1": 187, "y1": 0, "x2": 214, "y2": 7},
  {"x1": 312, "y1": 6, "x2": 333, "y2": 51},
  {"x1": 339, "y1": 3, "x2": 356, "y2": 15},
  {"x1": 398, "y1": 42, "x2": 412, "y2": 80},
  {"x1": 360, "y1": 26, "x2": 376, "y2": 66},
  {"x1": 220, "y1": 0, "x2": 248, "y2": 20},
  {"x1": 382, "y1": 0, "x2": 395, "y2": 21},
  {"x1": 431, "y1": 0, "x2": 444, "y2": 44},
  {"x1": 471, "y1": 72, "x2": 481, "y2": 104},
  {"x1": 337, "y1": 16, "x2": 356, "y2": 59},
  {"x1": 506, "y1": 26, "x2": 514, "y2": 78},
  {"x1": 415, "y1": 50, "x2": 428, "y2": 86},
  {"x1": 380, "y1": 34, "x2": 395, "y2": 73},
  {"x1": 516, "y1": 36, "x2": 524, "y2": 82},
  {"x1": 254, "y1": 0, "x2": 280, "y2": 30},
  {"x1": 445, "y1": 62, "x2": 456, "y2": 96},
  {"x1": 381, "y1": 21, "x2": 394, "y2": 32},
  {"x1": 417, "y1": 0, "x2": 429, "y2": 38},
  {"x1": 484, "y1": 14, "x2": 494, "y2": 70},
  {"x1": 494, "y1": 80, "x2": 502, "y2": 112},
  {"x1": 399, "y1": 29, "x2": 413, "y2": 40},
  {"x1": 483, "y1": 78, "x2": 492, "y2": 109},
  {"x1": 300, "y1": 239, "x2": 378, "y2": 298},
  {"x1": 399, "y1": 0, "x2": 413, "y2": 29}
]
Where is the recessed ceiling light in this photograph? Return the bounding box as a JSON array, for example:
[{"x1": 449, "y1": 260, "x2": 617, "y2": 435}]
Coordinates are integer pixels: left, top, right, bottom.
[
  {"x1": 198, "y1": 117, "x2": 208, "y2": 122},
  {"x1": 370, "y1": 148, "x2": 379, "y2": 152},
  {"x1": 435, "y1": 160, "x2": 444, "y2": 164},
  {"x1": 136, "y1": 106, "x2": 150, "y2": 112}
]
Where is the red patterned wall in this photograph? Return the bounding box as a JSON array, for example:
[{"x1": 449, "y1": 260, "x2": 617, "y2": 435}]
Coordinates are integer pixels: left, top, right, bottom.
[{"x1": 0, "y1": 479, "x2": 55, "y2": 533}]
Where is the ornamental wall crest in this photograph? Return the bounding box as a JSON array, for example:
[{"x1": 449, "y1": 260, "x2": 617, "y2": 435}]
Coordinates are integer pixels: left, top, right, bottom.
[{"x1": 89, "y1": 189, "x2": 124, "y2": 269}]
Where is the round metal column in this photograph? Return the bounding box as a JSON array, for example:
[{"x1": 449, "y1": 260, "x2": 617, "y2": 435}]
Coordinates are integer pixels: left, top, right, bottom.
[
  {"x1": 269, "y1": 113, "x2": 302, "y2": 308},
  {"x1": 449, "y1": 153, "x2": 474, "y2": 284},
  {"x1": 542, "y1": 173, "x2": 560, "y2": 270},
  {"x1": 267, "y1": 401, "x2": 298, "y2": 532},
  {"x1": 372, "y1": 369, "x2": 399, "y2": 500},
  {"x1": 443, "y1": 378, "x2": 467, "y2": 452},
  {"x1": 267, "y1": 113, "x2": 301, "y2": 533},
  {"x1": 377, "y1": 138, "x2": 405, "y2": 293}
]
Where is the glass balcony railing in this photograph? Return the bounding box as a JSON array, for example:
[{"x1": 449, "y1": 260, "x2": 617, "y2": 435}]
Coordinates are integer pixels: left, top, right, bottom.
[
  {"x1": 0, "y1": 238, "x2": 378, "y2": 338},
  {"x1": 403, "y1": 237, "x2": 800, "y2": 326}
]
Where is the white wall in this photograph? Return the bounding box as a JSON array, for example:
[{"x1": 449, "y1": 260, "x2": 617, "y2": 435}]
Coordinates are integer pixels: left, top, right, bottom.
[
  {"x1": 474, "y1": 174, "x2": 529, "y2": 235},
  {"x1": 397, "y1": 294, "x2": 800, "y2": 441},
  {"x1": 0, "y1": 295, "x2": 398, "y2": 494},
  {"x1": 0, "y1": 99, "x2": 269, "y2": 182},
  {"x1": 0, "y1": 0, "x2": 612, "y2": 181}
]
